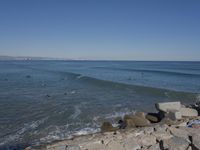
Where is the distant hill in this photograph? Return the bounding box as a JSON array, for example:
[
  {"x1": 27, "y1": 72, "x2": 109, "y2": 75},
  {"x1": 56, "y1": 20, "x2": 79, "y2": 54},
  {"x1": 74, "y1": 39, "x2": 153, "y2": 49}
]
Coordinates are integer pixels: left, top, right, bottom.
[{"x1": 0, "y1": 55, "x2": 70, "y2": 60}]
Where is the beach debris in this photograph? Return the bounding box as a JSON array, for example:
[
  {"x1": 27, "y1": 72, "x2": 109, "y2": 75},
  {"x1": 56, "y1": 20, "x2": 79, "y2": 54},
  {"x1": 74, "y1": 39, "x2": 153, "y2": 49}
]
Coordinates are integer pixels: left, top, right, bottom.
[{"x1": 187, "y1": 119, "x2": 200, "y2": 128}]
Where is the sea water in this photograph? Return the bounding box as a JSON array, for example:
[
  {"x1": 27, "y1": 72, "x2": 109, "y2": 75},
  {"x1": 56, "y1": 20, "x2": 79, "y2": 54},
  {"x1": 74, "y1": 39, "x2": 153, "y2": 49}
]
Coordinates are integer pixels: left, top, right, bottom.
[{"x1": 0, "y1": 61, "x2": 200, "y2": 149}]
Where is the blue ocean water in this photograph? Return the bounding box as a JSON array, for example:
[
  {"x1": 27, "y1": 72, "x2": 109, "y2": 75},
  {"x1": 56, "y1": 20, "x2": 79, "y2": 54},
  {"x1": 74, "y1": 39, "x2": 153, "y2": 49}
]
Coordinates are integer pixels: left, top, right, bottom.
[{"x1": 0, "y1": 61, "x2": 200, "y2": 149}]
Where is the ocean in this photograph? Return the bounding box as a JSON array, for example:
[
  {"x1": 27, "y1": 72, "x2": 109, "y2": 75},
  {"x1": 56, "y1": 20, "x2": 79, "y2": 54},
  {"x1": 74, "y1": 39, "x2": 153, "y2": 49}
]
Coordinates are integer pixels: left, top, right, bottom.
[{"x1": 0, "y1": 60, "x2": 200, "y2": 149}]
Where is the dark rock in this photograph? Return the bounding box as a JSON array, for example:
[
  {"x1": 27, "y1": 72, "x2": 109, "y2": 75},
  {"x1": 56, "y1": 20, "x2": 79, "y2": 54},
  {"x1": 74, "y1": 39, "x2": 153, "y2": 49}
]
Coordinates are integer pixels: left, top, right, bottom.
[
  {"x1": 146, "y1": 113, "x2": 160, "y2": 123},
  {"x1": 101, "y1": 122, "x2": 118, "y2": 132},
  {"x1": 118, "y1": 119, "x2": 126, "y2": 129}
]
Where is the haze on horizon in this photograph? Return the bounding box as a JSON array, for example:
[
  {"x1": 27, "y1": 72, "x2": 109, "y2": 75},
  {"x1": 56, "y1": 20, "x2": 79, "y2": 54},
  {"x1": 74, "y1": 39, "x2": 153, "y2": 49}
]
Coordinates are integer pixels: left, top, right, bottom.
[{"x1": 0, "y1": 0, "x2": 200, "y2": 61}]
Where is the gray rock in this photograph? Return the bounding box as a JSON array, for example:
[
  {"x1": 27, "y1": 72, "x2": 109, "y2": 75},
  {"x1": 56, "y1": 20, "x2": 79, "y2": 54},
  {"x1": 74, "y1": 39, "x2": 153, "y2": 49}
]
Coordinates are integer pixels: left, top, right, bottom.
[
  {"x1": 148, "y1": 144, "x2": 160, "y2": 150},
  {"x1": 162, "y1": 137, "x2": 190, "y2": 150},
  {"x1": 190, "y1": 133, "x2": 200, "y2": 149},
  {"x1": 155, "y1": 102, "x2": 181, "y2": 112},
  {"x1": 131, "y1": 115, "x2": 151, "y2": 127},
  {"x1": 123, "y1": 138, "x2": 141, "y2": 150},
  {"x1": 152, "y1": 131, "x2": 173, "y2": 141},
  {"x1": 137, "y1": 135, "x2": 157, "y2": 147},
  {"x1": 180, "y1": 107, "x2": 198, "y2": 117},
  {"x1": 165, "y1": 110, "x2": 182, "y2": 121},
  {"x1": 169, "y1": 127, "x2": 189, "y2": 140},
  {"x1": 66, "y1": 145, "x2": 81, "y2": 150},
  {"x1": 107, "y1": 140, "x2": 125, "y2": 150}
]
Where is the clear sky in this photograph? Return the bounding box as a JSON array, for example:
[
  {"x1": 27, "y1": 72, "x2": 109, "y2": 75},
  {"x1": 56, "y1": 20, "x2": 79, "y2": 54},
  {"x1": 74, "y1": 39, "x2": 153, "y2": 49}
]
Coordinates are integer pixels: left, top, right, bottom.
[{"x1": 0, "y1": 0, "x2": 200, "y2": 60}]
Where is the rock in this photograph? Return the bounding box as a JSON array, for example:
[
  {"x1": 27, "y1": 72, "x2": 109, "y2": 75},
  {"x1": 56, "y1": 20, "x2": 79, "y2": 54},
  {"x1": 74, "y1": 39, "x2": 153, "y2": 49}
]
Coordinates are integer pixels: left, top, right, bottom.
[
  {"x1": 143, "y1": 127, "x2": 154, "y2": 134},
  {"x1": 155, "y1": 101, "x2": 181, "y2": 112},
  {"x1": 161, "y1": 137, "x2": 190, "y2": 150},
  {"x1": 168, "y1": 127, "x2": 189, "y2": 140},
  {"x1": 124, "y1": 119, "x2": 136, "y2": 128},
  {"x1": 137, "y1": 135, "x2": 157, "y2": 147},
  {"x1": 191, "y1": 134, "x2": 200, "y2": 149},
  {"x1": 180, "y1": 108, "x2": 198, "y2": 117},
  {"x1": 106, "y1": 140, "x2": 125, "y2": 150},
  {"x1": 118, "y1": 119, "x2": 126, "y2": 129},
  {"x1": 148, "y1": 144, "x2": 160, "y2": 150},
  {"x1": 146, "y1": 113, "x2": 160, "y2": 123},
  {"x1": 123, "y1": 138, "x2": 141, "y2": 150},
  {"x1": 152, "y1": 131, "x2": 173, "y2": 141},
  {"x1": 165, "y1": 110, "x2": 182, "y2": 121},
  {"x1": 135, "y1": 112, "x2": 146, "y2": 118},
  {"x1": 124, "y1": 115, "x2": 150, "y2": 127},
  {"x1": 66, "y1": 145, "x2": 81, "y2": 150},
  {"x1": 160, "y1": 118, "x2": 177, "y2": 125},
  {"x1": 101, "y1": 122, "x2": 118, "y2": 132},
  {"x1": 80, "y1": 141, "x2": 106, "y2": 150}
]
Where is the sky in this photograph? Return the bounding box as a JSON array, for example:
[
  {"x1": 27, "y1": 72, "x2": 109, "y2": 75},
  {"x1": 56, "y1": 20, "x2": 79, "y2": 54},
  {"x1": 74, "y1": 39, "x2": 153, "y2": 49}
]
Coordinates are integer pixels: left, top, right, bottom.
[{"x1": 0, "y1": 0, "x2": 200, "y2": 61}]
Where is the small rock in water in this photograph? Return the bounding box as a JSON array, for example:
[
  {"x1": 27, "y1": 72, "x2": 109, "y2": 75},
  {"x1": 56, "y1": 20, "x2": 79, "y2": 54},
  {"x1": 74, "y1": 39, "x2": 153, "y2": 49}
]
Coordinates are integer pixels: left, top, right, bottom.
[
  {"x1": 131, "y1": 115, "x2": 151, "y2": 127},
  {"x1": 125, "y1": 119, "x2": 136, "y2": 128},
  {"x1": 46, "y1": 94, "x2": 51, "y2": 97}
]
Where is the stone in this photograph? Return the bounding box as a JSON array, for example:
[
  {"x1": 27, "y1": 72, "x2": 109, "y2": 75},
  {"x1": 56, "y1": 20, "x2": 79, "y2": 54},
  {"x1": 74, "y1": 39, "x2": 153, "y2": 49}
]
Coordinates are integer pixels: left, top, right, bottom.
[
  {"x1": 180, "y1": 108, "x2": 198, "y2": 117},
  {"x1": 66, "y1": 145, "x2": 81, "y2": 150},
  {"x1": 148, "y1": 144, "x2": 160, "y2": 150},
  {"x1": 155, "y1": 101, "x2": 181, "y2": 112},
  {"x1": 80, "y1": 141, "x2": 106, "y2": 150},
  {"x1": 135, "y1": 112, "x2": 146, "y2": 118},
  {"x1": 125, "y1": 119, "x2": 136, "y2": 128},
  {"x1": 168, "y1": 127, "x2": 189, "y2": 140},
  {"x1": 146, "y1": 113, "x2": 159, "y2": 123},
  {"x1": 124, "y1": 115, "x2": 150, "y2": 127},
  {"x1": 191, "y1": 134, "x2": 200, "y2": 149},
  {"x1": 165, "y1": 110, "x2": 182, "y2": 121},
  {"x1": 161, "y1": 137, "x2": 190, "y2": 150},
  {"x1": 143, "y1": 127, "x2": 154, "y2": 134},
  {"x1": 101, "y1": 122, "x2": 118, "y2": 132},
  {"x1": 152, "y1": 131, "x2": 173, "y2": 141},
  {"x1": 123, "y1": 138, "x2": 141, "y2": 150},
  {"x1": 137, "y1": 135, "x2": 157, "y2": 147},
  {"x1": 160, "y1": 118, "x2": 177, "y2": 125},
  {"x1": 106, "y1": 140, "x2": 125, "y2": 150}
]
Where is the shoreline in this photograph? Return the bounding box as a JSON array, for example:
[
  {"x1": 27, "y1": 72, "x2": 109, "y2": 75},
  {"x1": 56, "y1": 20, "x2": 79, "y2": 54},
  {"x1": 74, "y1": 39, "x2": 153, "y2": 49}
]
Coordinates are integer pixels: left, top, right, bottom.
[{"x1": 26, "y1": 101, "x2": 200, "y2": 150}]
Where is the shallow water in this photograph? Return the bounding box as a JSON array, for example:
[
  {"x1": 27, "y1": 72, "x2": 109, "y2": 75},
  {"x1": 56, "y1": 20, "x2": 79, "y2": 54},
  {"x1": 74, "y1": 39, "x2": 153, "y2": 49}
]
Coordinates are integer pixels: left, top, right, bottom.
[{"x1": 0, "y1": 61, "x2": 200, "y2": 149}]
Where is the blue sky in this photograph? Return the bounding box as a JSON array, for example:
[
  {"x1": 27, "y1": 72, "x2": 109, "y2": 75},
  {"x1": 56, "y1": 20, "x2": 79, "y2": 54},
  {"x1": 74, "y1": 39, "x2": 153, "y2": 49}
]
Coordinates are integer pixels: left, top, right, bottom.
[{"x1": 0, "y1": 0, "x2": 200, "y2": 60}]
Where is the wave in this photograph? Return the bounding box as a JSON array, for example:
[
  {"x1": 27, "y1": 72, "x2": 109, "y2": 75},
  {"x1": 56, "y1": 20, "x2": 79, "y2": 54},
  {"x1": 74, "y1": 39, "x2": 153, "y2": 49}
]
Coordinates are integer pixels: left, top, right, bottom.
[{"x1": 93, "y1": 67, "x2": 200, "y2": 78}]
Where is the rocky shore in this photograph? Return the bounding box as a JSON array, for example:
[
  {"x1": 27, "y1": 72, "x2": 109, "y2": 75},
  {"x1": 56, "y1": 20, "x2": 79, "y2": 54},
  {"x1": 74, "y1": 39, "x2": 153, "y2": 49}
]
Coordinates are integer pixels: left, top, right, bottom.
[{"x1": 26, "y1": 101, "x2": 200, "y2": 150}]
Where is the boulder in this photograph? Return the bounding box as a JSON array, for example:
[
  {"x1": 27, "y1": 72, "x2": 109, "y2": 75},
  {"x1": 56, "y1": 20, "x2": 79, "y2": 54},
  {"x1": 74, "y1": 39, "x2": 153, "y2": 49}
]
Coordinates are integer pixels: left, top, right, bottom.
[
  {"x1": 155, "y1": 101, "x2": 181, "y2": 112},
  {"x1": 180, "y1": 108, "x2": 198, "y2": 117},
  {"x1": 124, "y1": 119, "x2": 136, "y2": 128},
  {"x1": 161, "y1": 137, "x2": 190, "y2": 150},
  {"x1": 135, "y1": 112, "x2": 146, "y2": 118},
  {"x1": 131, "y1": 115, "x2": 151, "y2": 127},
  {"x1": 101, "y1": 122, "x2": 118, "y2": 132},
  {"x1": 124, "y1": 115, "x2": 150, "y2": 127},
  {"x1": 168, "y1": 127, "x2": 189, "y2": 141},
  {"x1": 164, "y1": 110, "x2": 182, "y2": 121},
  {"x1": 191, "y1": 134, "x2": 200, "y2": 149}
]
